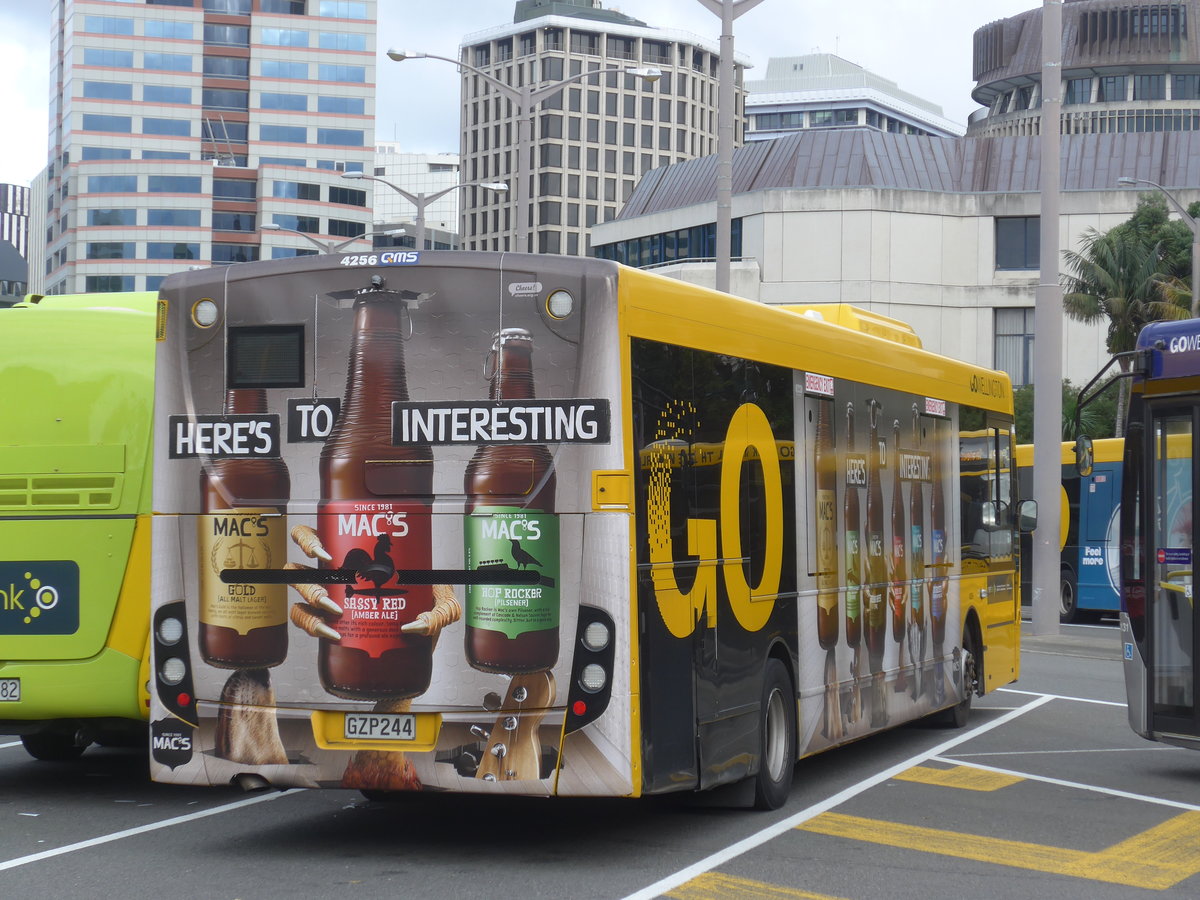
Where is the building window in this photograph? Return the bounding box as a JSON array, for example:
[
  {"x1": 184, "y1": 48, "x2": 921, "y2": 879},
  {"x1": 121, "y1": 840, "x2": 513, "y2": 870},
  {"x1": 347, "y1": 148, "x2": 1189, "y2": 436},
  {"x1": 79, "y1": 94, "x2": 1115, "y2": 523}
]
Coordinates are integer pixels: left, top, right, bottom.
[
  {"x1": 261, "y1": 0, "x2": 306, "y2": 12},
  {"x1": 145, "y1": 19, "x2": 192, "y2": 39},
  {"x1": 262, "y1": 60, "x2": 308, "y2": 79},
  {"x1": 82, "y1": 147, "x2": 131, "y2": 161},
  {"x1": 318, "y1": 32, "x2": 366, "y2": 51},
  {"x1": 148, "y1": 209, "x2": 202, "y2": 226},
  {"x1": 273, "y1": 214, "x2": 319, "y2": 232},
  {"x1": 212, "y1": 212, "x2": 255, "y2": 232},
  {"x1": 317, "y1": 0, "x2": 368, "y2": 18},
  {"x1": 203, "y1": 89, "x2": 249, "y2": 110},
  {"x1": 144, "y1": 53, "x2": 192, "y2": 72},
  {"x1": 86, "y1": 276, "x2": 135, "y2": 292},
  {"x1": 835, "y1": 108, "x2": 859, "y2": 125},
  {"x1": 810, "y1": 110, "x2": 833, "y2": 126},
  {"x1": 87, "y1": 242, "x2": 136, "y2": 260},
  {"x1": 213, "y1": 179, "x2": 256, "y2": 201},
  {"x1": 272, "y1": 247, "x2": 319, "y2": 258},
  {"x1": 327, "y1": 219, "x2": 367, "y2": 238},
  {"x1": 87, "y1": 175, "x2": 138, "y2": 193},
  {"x1": 204, "y1": 56, "x2": 250, "y2": 79},
  {"x1": 1064, "y1": 77, "x2": 1092, "y2": 105},
  {"x1": 203, "y1": 120, "x2": 248, "y2": 142},
  {"x1": 317, "y1": 96, "x2": 364, "y2": 114},
  {"x1": 148, "y1": 176, "x2": 203, "y2": 193},
  {"x1": 211, "y1": 244, "x2": 260, "y2": 265},
  {"x1": 204, "y1": 24, "x2": 249, "y2": 46},
  {"x1": 273, "y1": 181, "x2": 321, "y2": 200},
  {"x1": 260, "y1": 156, "x2": 307, "y2": 167},
  {"x1": 327, "y1": 186, "x2": 366, "y2": 206},
  {"x1": 143, "y1": 117, "x2": 191, "y2": 136},
  {"x1": 261, "y1": 28, "x2": 308, "y2": 47},
  {"x1": 261, "y1": 92, "x2": 308, "y2": 111},
  {"x1": 318, "y1": 64, "x2": 365, "y2": 83},
  {"x1": 1173, "y1": 74, "x2": 1200, "y2": 100},
  {"x1": 1097, "y1": 75, "x2": 1127, "y2": 102},
  {"x1": 261, "y1": 124, "x2": 308, "y2": 143},
  {"x1": 145, "y1": 85, "x2": 191, "y2": 103},
  {"x1": 89, "y1": 209, "x2": 136, "y2": 227},
  {"x1": 316, "y1": 128, "x2": 364, "y2": 146},
  {"x1": 203, "y1": 0, "x2": 251, "y2": 12},
  {"x1": 83, "y1": 16, "x2": 134, "y2": 35},
  {"x1": 995, "y1": 216, "x2": 1040, "y2": 270},
  {"x1": 84, "y1": 48, "x2": 133, "y2": 68},
  {"x1": 146, "y1": 242, "x2": 200, "y2": 259},
  {"x1": 82, "y1": 114, "x2": 132, "y2": 133},
  {"x1": 83, "y1": 81, "x2": 132, "y2": 100},
  {"x1": 1134, "y1": 74, "x2": 1165, "y2": 101},
  {"x1": 995, "y1": 308, "x2": 1034, "y2": 386},
  {"x1": 144, "y1": 150, "x2": 190, "y2": 160}
]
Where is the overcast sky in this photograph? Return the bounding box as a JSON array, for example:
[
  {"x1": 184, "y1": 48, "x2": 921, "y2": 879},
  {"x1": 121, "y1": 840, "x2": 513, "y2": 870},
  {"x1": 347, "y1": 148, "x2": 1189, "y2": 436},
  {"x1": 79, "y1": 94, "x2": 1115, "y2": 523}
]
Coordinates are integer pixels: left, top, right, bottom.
[{"x1": 0, "y1": 0, "x2": 1036, "y2": 186}]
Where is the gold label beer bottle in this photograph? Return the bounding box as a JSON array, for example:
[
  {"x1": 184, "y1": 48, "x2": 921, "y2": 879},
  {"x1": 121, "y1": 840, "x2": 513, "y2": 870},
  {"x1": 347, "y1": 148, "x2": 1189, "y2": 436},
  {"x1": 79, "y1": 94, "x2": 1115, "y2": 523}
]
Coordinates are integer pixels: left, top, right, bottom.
[
  {"x1": 889, "y1": 420, "x2": 908, "y2": 643},
  {"x1": 814, "y1": 397, "x2": 838, "y2": 650},
  {"x1": 318, "y1": 294, "x2": 434, "y2": 700},
  {"x1": 929, "y1": 424, "x2": 948, "y2": 647},
  {"x1": 199, "y1": 389, "x2": 290, "y2": 669},
  {"x1": 909, "y1": 407, "x2": 925, "y2": 635},
  {"x1": 863, "y1": 401, "x2": 886, "y2": 673},
  {"x1": 464, "y1": 328, "x2": 559, "y2": 674}
]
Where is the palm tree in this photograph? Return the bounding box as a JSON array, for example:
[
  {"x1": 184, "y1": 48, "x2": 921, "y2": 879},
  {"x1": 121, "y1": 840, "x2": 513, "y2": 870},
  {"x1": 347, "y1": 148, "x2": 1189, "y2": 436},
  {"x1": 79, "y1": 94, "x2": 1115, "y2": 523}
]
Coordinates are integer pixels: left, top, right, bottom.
[{"x1": 1062, "y1": 225, "x2": 1190, "y2": 434}]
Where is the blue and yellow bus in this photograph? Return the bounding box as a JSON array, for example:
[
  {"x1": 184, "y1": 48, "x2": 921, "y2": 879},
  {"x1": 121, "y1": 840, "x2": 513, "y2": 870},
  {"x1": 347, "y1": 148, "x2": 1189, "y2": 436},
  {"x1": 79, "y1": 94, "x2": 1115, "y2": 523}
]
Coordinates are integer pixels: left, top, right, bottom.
[
  {"x1": 1017, "y1": 439, "x2": 1122, "y2": 623},
  {"x1": 0, "y1": 293, "x2": 156, "y2": 759}
]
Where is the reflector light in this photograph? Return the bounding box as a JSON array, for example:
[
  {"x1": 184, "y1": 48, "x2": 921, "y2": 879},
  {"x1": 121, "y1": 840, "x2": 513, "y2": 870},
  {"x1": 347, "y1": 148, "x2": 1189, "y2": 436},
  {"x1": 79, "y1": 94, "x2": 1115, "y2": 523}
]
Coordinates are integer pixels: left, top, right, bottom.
[
  {"x1": 582, "y1": 620, "x2": 610, "y2": 652},
  {"x1": 177, "y1": 692, "x2": 191, "y2": 707},
  {"x1": 160, "y1": 657, "x2": 186, "y2": 685},
  {"x1": 580, "y1": 663, "x2": 606, "y2": 693},
  {"x1": 157, "y1": 616, "x2": 184, "y2": 645},
  {"x1": 192, "y1": 299, "x2": 219, "y2": 328},
  {"x1": 546, "y1": 289, "x2": 574, "y2": 319},
  {"x1": 572, "y1": 700, "x2": 587, "y2": 716}
]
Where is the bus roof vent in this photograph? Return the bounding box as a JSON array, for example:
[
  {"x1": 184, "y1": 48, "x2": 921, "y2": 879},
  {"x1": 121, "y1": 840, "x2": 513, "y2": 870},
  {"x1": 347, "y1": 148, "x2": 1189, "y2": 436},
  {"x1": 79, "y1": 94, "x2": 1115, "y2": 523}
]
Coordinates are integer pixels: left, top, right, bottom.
[{"x1": 779, "y1": 303, "x2": 922, "y2": 349}]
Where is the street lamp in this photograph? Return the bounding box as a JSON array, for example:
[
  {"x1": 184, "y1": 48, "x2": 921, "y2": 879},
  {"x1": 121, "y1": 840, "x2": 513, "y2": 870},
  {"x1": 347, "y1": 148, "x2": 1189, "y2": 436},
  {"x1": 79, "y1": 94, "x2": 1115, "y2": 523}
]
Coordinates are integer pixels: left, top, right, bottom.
[
  {"x1": 693, "y1": 0, "x2": 766, "y2": 294},
  {"x1": 342, "y1": 172, "x2": 507, "y2": 251},
  {"x1": 1117, "y1": 175, "x2": 1200, "y2": 317},
  {"x1": 260, "y1": 223, "x2": 403, "y2": 254},
  {"x1": 388, "y1": 48, "x2": 660, "y2": 254}
]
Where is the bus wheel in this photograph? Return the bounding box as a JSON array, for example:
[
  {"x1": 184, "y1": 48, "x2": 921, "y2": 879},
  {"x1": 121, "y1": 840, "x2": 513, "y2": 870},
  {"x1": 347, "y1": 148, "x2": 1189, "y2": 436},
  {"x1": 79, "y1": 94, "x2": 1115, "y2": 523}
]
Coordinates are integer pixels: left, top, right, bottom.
[
  {"x1": 21, "y1": 730, "x2": 88, "y2": 761},
  {"x1": 940, "y1": 627, "x2": 979, "y2": 729},
  {"x1": 753, "y1": 659, "x2": 796, "y2": 810},
  {"x1": 1059, "y1": 570, "x2": 1079, "y2": 623}
]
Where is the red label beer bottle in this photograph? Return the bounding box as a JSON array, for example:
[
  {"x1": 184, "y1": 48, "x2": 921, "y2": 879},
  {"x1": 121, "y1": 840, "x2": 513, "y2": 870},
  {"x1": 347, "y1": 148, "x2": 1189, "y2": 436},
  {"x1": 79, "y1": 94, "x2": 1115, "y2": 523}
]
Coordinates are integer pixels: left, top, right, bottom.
[
  {"x1": 318, "y1": 293, "x2": 434, "y2": 700},
  {"x1": 464, "y1": 328, "x2": 559, "y2": 673},
  {"x1": 815, "y1": 397, "x2": 839, "y2": 650},
  {"x1": 844, "y1": 402, "x2": 861, "y2": 650},
  {"x1": 199, "y1": 388, "x2": 290, "y2": 669}
]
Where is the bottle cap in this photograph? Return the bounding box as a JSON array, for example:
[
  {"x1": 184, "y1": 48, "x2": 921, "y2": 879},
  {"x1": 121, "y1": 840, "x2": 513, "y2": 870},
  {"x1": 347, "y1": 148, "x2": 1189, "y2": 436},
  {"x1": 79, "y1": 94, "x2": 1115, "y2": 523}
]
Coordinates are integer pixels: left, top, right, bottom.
[{"x1": 492, "y1": 327, "x2": 533, "y2": 349}]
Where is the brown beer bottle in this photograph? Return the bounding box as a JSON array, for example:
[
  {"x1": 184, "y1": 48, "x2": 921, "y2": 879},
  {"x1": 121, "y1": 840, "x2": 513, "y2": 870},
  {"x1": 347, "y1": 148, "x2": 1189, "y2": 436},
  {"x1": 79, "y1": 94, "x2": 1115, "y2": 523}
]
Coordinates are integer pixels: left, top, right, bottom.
[
  {"x1": 929, "y1": 423, "x2": 948, "y2": 647},
  {"x1": 464, "y1": 328, "x2": 559, "y2": 674},
  {"x1": 863, "y1": 400, "x2": 886, "y2": 673},
  {"x1": 889, "y1": 420, "x2": 908, "y2": 642},
  {"x1": 814, "y1": 397, "x2": 838, "y2": 650},
  {"x1": 199, "y1": 388, "x2": 290, "y2": 669},
  {"x1": 318, "y1": 293, "x2": 434, "y2": 700},
  {"x1": 844, "y1": 402, "x2": 862, "y2": 649},
  {"x1": 909, "y1": 406, "x2": 925, "y2": 632}
]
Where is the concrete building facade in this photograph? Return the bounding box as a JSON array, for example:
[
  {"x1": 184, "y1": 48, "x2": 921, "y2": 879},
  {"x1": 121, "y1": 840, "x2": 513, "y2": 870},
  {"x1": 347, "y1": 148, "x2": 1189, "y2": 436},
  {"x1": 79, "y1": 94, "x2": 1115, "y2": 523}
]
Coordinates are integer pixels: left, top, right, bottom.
[
  {"x1": 456, "y1": 0, "x2": 747, "y2": 255},
  {"x1": 31, "y1": 0, "x2": 377, "y2": 294}
]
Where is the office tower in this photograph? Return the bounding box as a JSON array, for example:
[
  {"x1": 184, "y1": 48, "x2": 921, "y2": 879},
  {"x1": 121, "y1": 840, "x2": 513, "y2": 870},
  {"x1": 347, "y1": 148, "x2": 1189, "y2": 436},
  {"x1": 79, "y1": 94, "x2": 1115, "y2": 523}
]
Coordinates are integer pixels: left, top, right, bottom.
[
  {"x1": 31, "y1": 0, "x2": 376, "y2": 295},
  {"x1": 456, "y1": 0, "x2": 745, "y2": 255}
]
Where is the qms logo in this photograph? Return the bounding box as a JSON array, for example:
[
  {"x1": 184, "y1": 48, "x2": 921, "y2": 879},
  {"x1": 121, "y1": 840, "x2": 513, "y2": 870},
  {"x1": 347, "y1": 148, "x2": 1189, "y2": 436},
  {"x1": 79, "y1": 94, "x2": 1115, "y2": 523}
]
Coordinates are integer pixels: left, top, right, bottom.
[{"x1": 0, "y1": 562, "x2": 79, "y2": 635}]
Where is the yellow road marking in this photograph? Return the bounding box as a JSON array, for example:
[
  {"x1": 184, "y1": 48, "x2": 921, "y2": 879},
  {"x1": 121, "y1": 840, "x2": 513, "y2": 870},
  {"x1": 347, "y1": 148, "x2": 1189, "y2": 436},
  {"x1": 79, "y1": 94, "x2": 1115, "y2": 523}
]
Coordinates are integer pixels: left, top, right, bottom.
[
  {"x1": 665, "y1": 872, "x2": 848, "y2": 900},
  {"x1": 799, "y1": 810, "x2": 1200, "y2": 890},
  {"x1": 893, "y1": 764, "x2": 1024, "y2": 792}
]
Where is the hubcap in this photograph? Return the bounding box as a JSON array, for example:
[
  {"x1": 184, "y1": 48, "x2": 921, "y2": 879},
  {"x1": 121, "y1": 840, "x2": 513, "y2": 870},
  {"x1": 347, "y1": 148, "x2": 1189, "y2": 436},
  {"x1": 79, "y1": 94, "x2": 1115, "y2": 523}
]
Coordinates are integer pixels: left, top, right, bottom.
[{"x1": 763, "y1": 687, "x2": 788, "y2": 780}]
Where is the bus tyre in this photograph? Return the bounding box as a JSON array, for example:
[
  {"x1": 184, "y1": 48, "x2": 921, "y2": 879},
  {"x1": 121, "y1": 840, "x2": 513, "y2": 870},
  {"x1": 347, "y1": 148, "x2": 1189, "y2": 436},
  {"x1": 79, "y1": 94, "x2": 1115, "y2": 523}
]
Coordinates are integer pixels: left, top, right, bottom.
[
  {"x1": 753, "y1": 659, "x2": 796, "y2": 810},
  {"x1": 21, "y1": 731, "x2": 88, "y2": 762},
  {"x1": 1059, "y1": 569, "x2": 1079, "y2": 624},
  {"x1": 942, "y1": 626, "x2": 979, "y2": 729}
]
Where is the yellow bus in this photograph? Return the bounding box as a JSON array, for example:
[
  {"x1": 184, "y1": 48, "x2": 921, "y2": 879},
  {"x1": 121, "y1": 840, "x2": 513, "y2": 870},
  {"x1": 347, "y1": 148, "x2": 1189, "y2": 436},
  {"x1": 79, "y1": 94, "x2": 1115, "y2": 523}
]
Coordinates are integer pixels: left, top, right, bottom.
[{"x1": 147, "y1": 253, "x2": 1027, "y2": 808}]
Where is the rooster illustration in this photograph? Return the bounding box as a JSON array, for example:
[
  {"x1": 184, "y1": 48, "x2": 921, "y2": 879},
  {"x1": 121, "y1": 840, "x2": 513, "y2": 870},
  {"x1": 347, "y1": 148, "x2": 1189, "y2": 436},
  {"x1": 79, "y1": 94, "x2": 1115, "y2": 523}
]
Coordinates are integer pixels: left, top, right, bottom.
[
  {"x1": 508, "y1": 538, "x2": 543, "y2": 571},
  {"x1": 342, "y1": 533, "x2": 407, "y2": 598}
]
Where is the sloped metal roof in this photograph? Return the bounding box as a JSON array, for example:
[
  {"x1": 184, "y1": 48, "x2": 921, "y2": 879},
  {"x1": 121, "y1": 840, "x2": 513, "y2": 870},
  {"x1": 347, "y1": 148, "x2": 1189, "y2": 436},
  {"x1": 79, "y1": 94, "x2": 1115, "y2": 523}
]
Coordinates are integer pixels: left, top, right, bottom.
[{"x1": 616, "y1": 130, "x2": 1200, "y2": 219}]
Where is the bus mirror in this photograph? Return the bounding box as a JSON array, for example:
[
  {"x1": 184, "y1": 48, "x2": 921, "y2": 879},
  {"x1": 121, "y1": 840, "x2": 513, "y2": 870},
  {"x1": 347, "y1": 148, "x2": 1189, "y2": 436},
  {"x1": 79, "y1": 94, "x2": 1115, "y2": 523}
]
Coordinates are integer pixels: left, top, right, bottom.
[
  {"x1": 980, "y1": 501, "x2": 998, "y2": 528},
  {"x1": 1074, "y1": 435, "x2": 1094, "y2": 477},
  {"x1": 1019, "y1": 499, "x2": 1038, "y2": 532}
]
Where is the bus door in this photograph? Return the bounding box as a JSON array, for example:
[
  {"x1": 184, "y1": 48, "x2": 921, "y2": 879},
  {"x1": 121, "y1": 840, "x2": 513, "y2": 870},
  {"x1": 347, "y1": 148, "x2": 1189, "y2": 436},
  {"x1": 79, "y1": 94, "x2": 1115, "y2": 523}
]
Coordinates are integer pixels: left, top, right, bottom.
[{"x1": 1146, "y1": 406, "x2": 1198, "y2": 740}]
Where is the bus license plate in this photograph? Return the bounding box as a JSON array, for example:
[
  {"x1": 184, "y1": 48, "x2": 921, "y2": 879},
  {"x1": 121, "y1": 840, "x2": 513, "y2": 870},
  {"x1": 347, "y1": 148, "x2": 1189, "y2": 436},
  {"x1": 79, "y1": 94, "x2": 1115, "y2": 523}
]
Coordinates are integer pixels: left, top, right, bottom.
[
  {"x1": 0, "y1": 678, "x2": 19, "y2": 701},
  {"x1": 343, "y1": 713, "x2": 416, "y2": 741}
]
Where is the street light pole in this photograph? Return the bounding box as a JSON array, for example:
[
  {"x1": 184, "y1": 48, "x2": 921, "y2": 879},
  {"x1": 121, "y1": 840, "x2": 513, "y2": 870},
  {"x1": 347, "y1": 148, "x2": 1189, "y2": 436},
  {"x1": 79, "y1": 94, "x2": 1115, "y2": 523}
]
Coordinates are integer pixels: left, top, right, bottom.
[
  {"x1": 1117, "y1": 176, "x2": 1200, "y2": 318},
  {"x1": 260, "y1": 223, "x2": 401, "y2": 254},
  {"x1": 343, "y1": 172, "x2": 507, "y2": 251},
  {"x1": 388, "y1": 49, "x2": 659, "y2": 254},
  {"x1": 694, "y1": 0, "x2": 766, "y2": 294}
]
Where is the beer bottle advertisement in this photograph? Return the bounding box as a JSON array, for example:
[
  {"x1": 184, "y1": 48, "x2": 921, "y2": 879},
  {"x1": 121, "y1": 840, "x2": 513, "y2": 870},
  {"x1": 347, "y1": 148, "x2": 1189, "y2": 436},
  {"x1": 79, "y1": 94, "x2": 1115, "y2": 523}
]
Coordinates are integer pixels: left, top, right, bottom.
[
  {"x1": 318, "y1": 293, "x2": 435, "y2": 700},
  {"x1": 198, "y1": 388, "x2": 289, "y2": 669},
  {"x1": 888, "y1": 420, "x2": 907, "y2": 644},
  {"x1": 863, "y1": 400, "x2": 887, "y2": 669},
  {"x1": 843, "y1": 402, "x2": 865, "y2": 650},
  {"x1": 813, "y1": 394, "x2": 838, "y2": 650},
  {"x1": 464, "y1": 328, "x2": 560, "y2": 674}
]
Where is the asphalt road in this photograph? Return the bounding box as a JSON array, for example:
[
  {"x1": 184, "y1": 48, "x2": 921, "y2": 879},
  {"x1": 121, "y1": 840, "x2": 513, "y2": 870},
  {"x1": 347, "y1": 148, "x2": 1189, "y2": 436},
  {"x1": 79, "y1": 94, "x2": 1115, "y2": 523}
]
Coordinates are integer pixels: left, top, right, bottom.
[{"x1": 3, "y1": 620, "x2": 1197, "y2": 899}]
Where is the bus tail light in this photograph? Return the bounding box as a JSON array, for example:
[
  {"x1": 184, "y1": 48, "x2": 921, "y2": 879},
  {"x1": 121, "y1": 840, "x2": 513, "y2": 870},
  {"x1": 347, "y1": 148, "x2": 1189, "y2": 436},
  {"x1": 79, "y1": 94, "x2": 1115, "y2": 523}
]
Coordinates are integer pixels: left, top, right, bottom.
[
  {"x1": 564, "y1": 606, "x2": 615, "y2": 734},
  {"x1": 153, "y1": 601, "x2": 197, "y2": 726}
]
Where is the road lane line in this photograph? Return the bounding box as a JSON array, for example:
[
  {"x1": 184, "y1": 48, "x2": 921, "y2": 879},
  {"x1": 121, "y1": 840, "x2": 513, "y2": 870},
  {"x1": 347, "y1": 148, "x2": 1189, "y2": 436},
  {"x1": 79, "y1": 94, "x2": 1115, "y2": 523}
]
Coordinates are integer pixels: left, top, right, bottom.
[
  {"x1": 0, "y1": 741, "x2": 21, "y2": 750},
  {"x1": 998, "y1": 687, "x2": 1125, "y2": 707},
  {"x1": 665, "y1": 872, "x2": 848, "y2": 899},
  {"x1": 950, "y1": 746, "x2": 1180, "y2": 757},
  {"x1": 928, "y1": 755, "x2": 1200, "y2": 811},
  {"x1": 0, "y1": 790, "x2": 299, "y2": 873},
  {"x1": 893, "y1": 764, "x2": 1023, "y2": 791},
  {"x1": 621, "y1": 695, "x2": 1054, "y2": 900}
]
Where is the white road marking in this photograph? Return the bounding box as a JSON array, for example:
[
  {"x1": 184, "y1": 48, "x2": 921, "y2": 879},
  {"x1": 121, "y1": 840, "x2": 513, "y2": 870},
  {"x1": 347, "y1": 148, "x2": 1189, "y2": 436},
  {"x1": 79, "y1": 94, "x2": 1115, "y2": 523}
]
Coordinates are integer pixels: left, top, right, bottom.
[
  {"x1": 998, "y1": 686, "x2": 1125, "y2": 707},
  {"x1": 0, "y1": 790, "x2": 299, "y2": 873},
  {"x1": 621, "y1": 695, "x2": 1055, "y2": 900},
  {"x1": 928, "y1": 754, "x2": 1200, "y2": 811},
  {"x1": 950, "y1": 746, "x2": 1179, "y2": 757},
  {"x1": 0, "y1": 741, "x2": 22, "y2": 750}
]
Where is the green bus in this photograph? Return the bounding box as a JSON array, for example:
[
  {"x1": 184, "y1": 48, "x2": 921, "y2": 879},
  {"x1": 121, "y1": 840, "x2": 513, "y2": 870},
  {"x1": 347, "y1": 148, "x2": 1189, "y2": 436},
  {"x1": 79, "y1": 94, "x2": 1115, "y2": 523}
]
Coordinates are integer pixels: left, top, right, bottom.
[{"x1": 0, "y1": 292, "x2": 157, "y2": 759}]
